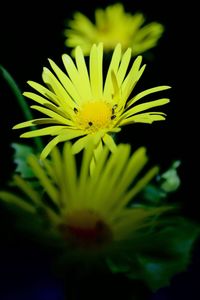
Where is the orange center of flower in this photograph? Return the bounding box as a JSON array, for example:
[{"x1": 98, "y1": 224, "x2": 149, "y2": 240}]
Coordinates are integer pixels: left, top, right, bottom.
[
  {"x1": 75, "y1": 101, "x2": 115, "y2": 132},
  {"x1": 58, "y1": 210, "x2": 112, "y2": 249}
]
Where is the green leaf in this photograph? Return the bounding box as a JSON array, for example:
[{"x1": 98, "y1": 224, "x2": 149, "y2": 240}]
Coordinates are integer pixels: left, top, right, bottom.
[
  {"x1": 107, "y1": 216, "x2": 200, "y2": 291},
  {"x1": 11, "y1": 143, "x2": 35, "y2": 178},
  {"x1": 135, "y1": 217, "x2": 200, "y2": 291},
  {"x1": 141, "y1": 160, "x2": 182, "y2": 205},
  {"x1": 158, "y1": 160, "x2": 181, "y2": 193},
  {"x1": 141, "y1": 184, "x2": 166, "y2": 204}
]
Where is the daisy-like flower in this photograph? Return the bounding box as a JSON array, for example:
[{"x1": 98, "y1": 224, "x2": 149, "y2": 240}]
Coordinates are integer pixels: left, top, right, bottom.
[
  {"x1": 64, "y1": 3, "x2": 164, "y2": 56},
  {"x1": 13, "y1": 43, "x2": 170, "y2": 160},
  {"x1": 0, "y1": 142, "x2": 171, "y2": 262},
  {"x1": 1, "y1": 142, "x2": 199, "y2": 292}
]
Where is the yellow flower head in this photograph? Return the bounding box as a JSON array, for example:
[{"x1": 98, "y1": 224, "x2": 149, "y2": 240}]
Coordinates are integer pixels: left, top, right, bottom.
[
  {"x1": 13, "y1": 43, "x2": 170, "y2": 159},
  {"x1": 64, "y1": 3, "x2": 164, "y2": 56},
  {"x1": 0, "y1": 142, "x2": 171, "y2": 258}
]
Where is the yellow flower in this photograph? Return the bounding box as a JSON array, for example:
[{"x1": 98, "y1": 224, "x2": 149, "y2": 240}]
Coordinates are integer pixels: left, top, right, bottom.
[
  {"x1": 64, "y1": 3, "x2": 164, "y2": 56},
  {"x1": 0, "y1": 142, "x2": 171, "y2": 258},
  {"x1": 13, "y1": 43, "x2": 170, "y2": 159}
]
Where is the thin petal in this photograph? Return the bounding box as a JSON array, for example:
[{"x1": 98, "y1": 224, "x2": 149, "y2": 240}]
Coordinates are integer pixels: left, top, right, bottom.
[
  {"x1": 42, "y1": 67, "x2": 73, "y2": 108},
  {"x1": 116, "y1": 166, "x2": 159, "y2": 212},
  {"x1": 13, "y1": 119, "x2": 42, "y2": 129},
  {"x1": 48, "y1": 59, "x2": 80, "y2": 106},
  {"x1": 40, "y1": 131, "x2": 85, "y2": 159},
  {"x1": 20, "y1": 126, "x2": 67, "y2": 138},
  {"x1": 112, "y1": 147, "x2": 148, "y2": 201},
  {"x1": 27, "y1": 81, "x2": 60, "y2": 105},
  {"x1": 77, "y1": 142, "x2": 95, "y2": 203},
  {"x1": 95, "y1": 145, "x2": 131, "y2": 211},
  {"x1": 104, "y1": 147, "x2": 148, "y2": 215},
  {"x1": 102, "y1": 133, "x2": 117, "y2": 152},
  {"x1": 103, "y1": 43, "x2": 122, "y2": 98},
  {"x1": 30, "y1": 105, "x2": 73, "y2": 125},
  {"x1": 23, "y1": 92, "x2": 55, "y2": 106},
  {"x1": 0, "y1": 191, "x2": 36, "y2": 213},
  {"x1": 89, "y1": 43, "x2": 103, "y2": 98},
  {"x1": 13, "y1": 175, "x2": 41, "y2": 205},
  {"x1": 127, "y1": 86, "x2": 171, "y2": 108},
  {"x1": 121, "y1": 55, "x2": 145, "y2": 101},
  {"x1": 86, "y1": 146, "x2": 110, "y2": 202},
  {"x1": 71, "y1": 134, "x2": 92, "y2": 154},
  {"x1": 62, "y1": 143, "x2": 78, "y2": 209},
  {"x1": 88, "y1": 144, "x2": 127, "y2": 209},
  {"x1": 113, "y1": 206, "x2": 171, "y2": 240},
  {"x1": 116, "y1": 47, "x2": 132, "y2": 86},
  {"x1": 122, "y1": 98, "x2": 170, "y2": 119},
  {"x1": 75, "y1": 46, "x2": 92, "y2": 98},
  {"x1": 62, "y1": 53, "x2": 88, "y2": 102},
  {"x1": 28, "y1": 118, "x2": 71, "y2": 125},
  {"x1": 27, "y1": 154, "x2": 59, "y2": 205},
  {"x1": 89, "y1": 139, "x2": 103, "y2": 175},
  {"x1": 120, "y1": 112, "x2": 167, "y2": 125}
]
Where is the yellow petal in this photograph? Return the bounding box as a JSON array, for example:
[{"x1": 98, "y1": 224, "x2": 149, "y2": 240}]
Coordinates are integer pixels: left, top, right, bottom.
[
  {"x1": 121, "y1": 56, "x2": 145, "y2": 101},
  {"x1": 122, "y1": 98, "x2": 170, "y2": 119},
  {"x1": 13, "y1": 119, "x2": 41, "y2": 129},
  {"x1": 23, "y1": 92, "x2": 54, "y2": 106},
  {"x1": 75, "y1": 46, "x2": 92, "y2": 98},
  {"x1": 62, "y1": 142, "x2": 78, "y2": 208},
  {"x1": 116, "y1": 166, "x2": 159, "y2": 211},
  {"x1": 89, "y1": 43, "x2": 103, "y2": 98},
  {"x1": 13, "y1": 175, "x2": 41, "y2": 205},
  {"x1": 71, "y1": 134, "x2": 92, "y2": 154},
  {"x1": 62, "y1": 53, "x2": 86, "y2": 103},
  {"x1": 27, "y1": 154, "x2": 59, "y2": 205},
  {"x1": 27, "y1": 81, "x2": 60, "y2": 104},
  {"x1": 48, "y1": 58, "x2": 80, "y2": 106},
  {"x1": 40, "y1": 131, "x2": 85, "y2": 159},
  {"x1": 102, "y1": 133, "x2": 117, "y2": 152},
  {"x1": 120, "y1": 112, "x2": 166, "y2": 125},
  {"x1": 127, "y1": 85, "x2": 171, "y2": 108},
  {"x1": 0, "y1": 191, "x2": 36, "y2": 213},
  {"x1": 30, "y1": 105, "x2": 73, "y2": 125},
  {"x1": 42, "y1": 67, "x2": 74, "y2": 109},
  {"x1": 20, "y1": 126, "x2": 66, "y2": 138},
  {"x1": 116, "y1": 47, "x2": 132, "y2": 86},
  {"x1": 103, "y1": 43, "x2": 122, "y2": 98}
]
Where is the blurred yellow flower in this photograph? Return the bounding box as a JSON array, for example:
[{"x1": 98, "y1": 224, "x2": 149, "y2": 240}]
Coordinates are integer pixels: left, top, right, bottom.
[
  {"x1": 13, "y1": 43, "x2": 170, "y2": 159},
  {"x1": 64, "y1": 3, "x2": 164, "y2": 56},
  {"x1": 0, "y1": 142, "x2": 171, "y2": 255}
]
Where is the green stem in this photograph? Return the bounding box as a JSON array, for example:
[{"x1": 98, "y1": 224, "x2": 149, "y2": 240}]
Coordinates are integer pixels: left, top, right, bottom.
[{"x1": 0, "y1": 64, "x2": 43, "y2": 153}]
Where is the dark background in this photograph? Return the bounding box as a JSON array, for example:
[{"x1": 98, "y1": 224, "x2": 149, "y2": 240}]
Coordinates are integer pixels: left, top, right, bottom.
[{"x1": 0, "y1": 0, "x2": 199, "y2": 299}]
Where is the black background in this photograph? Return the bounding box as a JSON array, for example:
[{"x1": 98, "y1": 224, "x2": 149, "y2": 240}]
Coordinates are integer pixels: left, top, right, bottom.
[{"x1": 0, "y1": 0, "x2": 199, "y2": 299}]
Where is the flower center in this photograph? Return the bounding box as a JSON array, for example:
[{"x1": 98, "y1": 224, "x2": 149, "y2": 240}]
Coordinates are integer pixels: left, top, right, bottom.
[
  {"x1": 58, "y1": 210, "x2": 112, "y2": 249},
  {"x1": 75, "y1": 101, "x2": 115, "y2": 132}
]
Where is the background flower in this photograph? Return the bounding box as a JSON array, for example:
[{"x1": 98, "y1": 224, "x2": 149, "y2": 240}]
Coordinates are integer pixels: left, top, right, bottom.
[
  {"x1": 0, "y1": 141, "x2": 199, "y2": 293},
  {"x1": 64, "y1": 3, "x2": 164, "y2": 56}
]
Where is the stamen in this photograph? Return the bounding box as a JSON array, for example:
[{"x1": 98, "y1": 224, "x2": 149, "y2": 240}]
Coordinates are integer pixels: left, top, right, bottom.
[{"x1": 112, "y1": 104, "x2": 118, "y2": 114}]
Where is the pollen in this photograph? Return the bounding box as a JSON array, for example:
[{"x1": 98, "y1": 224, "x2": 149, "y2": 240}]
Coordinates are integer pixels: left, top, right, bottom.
[
  {"x1": 58, "y1": 210, "x2": 112, "y2": 249},
  {"x1": 76, "y1": 101, "x2": 113, "y2": 132}
]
